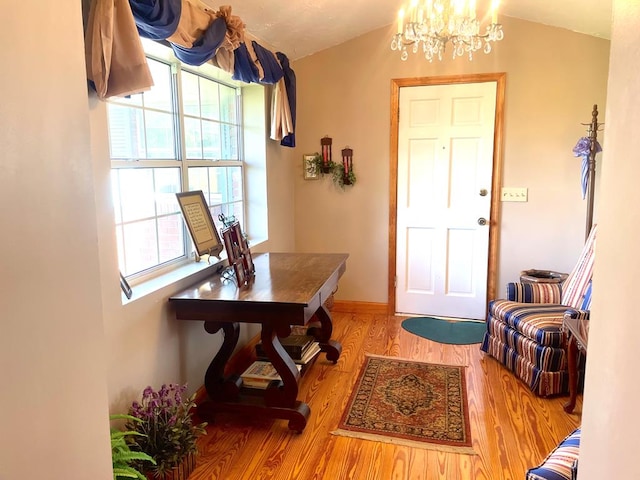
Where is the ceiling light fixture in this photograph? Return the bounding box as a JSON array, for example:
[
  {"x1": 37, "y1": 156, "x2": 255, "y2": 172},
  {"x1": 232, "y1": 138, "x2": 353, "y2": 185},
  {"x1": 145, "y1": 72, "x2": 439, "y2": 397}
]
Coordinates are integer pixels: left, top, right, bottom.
[{"x1": 391, "y1": 0, "x2": 503, "y2": 61}]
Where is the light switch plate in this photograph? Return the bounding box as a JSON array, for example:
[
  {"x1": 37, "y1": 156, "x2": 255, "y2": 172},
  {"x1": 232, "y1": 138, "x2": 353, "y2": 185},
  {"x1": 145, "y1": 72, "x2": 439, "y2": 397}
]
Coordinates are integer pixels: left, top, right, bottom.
[{"x1": 501, "y1": 187, "x2": 528, "y2": 202}]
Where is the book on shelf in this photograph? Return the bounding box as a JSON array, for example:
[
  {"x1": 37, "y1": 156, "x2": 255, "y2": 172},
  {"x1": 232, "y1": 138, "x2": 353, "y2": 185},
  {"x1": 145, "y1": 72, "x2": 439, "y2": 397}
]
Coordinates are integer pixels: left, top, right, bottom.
[
  {"x1": 255, "y1": 341, "x2": 322, "y2": 365},
  {"x1": 255, "y1": 334, "x2": 315, "y2": 359},
  {"x1": 240, "y1": 361, "x2": 302, "y2": 389}
]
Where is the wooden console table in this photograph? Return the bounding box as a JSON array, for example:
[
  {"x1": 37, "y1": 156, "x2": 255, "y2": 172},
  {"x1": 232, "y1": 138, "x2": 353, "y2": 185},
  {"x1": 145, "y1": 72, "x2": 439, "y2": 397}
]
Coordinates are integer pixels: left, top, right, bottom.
[
  {"x1": 169, "y1": 252, "x2": 348, "y2": 432},
  {"x1": 563, "y1": 315, "x2": 589, "y2": 413}
]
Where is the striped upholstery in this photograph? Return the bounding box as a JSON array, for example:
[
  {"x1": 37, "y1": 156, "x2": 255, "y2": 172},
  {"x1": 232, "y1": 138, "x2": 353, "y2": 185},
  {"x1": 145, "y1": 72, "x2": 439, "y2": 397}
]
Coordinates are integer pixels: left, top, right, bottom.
[
  {"x1": 507, "y1": 282, "x2": 562, "y2": 303},
  {"x1": 481, "y1": 225, "x2": 596, "y2": 396},
  {"x1": 561, "y1": 226, "x2": 597, "y2": 308},
  {"x1": 482, "y1": 334, "x2": 570, "y2": 396},
  {"x1": 485, "y1": 316, "x2": 566, "y2": 371},
  {"x1": 489, "y1": 301, "x2": 568, "y2": 347},
  {"x1": 526, "y1": 428, "x2": 581, "y2": 480}
]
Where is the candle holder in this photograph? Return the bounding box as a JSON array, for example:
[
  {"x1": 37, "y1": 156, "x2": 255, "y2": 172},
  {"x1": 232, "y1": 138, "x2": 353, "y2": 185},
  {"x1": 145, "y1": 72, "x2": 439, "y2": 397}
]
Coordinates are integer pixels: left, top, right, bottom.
[
  {"x1": 341, "y1": 148, "x2": 353, "y2": 185},
  {"x1": 320, "y1": 136, "x2": 333, "y2": 173}
]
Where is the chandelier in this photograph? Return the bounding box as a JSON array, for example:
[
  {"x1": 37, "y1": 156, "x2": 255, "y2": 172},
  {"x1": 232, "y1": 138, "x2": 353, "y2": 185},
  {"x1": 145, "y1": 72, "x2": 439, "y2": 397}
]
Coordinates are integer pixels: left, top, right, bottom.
[{"x1": 391, "y1": 0, "x2": 504, "y2": 61}]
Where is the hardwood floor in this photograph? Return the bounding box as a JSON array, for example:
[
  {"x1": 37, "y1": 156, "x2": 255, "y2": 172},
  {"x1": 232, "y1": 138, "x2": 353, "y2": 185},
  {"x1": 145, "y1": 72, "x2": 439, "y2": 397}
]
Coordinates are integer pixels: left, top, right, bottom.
[{"x1": 189, "y1": 311, "x2": 581, "y2": 480}]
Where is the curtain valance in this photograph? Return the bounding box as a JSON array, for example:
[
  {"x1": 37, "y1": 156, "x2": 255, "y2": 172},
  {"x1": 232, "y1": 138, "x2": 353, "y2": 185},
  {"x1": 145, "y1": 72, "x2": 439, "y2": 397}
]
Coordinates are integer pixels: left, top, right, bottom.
[{"x1": 84, "y1": 0, "x2": 296, "y2": 146}]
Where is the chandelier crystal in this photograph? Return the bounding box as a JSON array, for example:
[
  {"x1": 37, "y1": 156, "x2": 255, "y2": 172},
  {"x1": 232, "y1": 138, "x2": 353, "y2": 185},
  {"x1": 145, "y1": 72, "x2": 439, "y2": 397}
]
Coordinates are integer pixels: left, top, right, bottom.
[{"x1": 391, "y1": 0, "x2": 504, "y2": 61}]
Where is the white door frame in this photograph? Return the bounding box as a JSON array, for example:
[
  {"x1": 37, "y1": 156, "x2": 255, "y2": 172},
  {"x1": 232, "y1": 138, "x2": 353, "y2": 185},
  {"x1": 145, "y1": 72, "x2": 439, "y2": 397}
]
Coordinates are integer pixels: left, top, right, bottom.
[{"x1": 388, "y1": 73, "x2": 506, "y2": 316}]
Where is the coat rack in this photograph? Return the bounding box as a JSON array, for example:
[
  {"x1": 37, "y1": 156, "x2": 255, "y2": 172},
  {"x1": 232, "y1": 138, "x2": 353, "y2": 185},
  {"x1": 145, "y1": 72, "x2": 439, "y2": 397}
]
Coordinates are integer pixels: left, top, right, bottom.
[{"x1": 582, "y1": 104, "x2": 604, "y2": 241}]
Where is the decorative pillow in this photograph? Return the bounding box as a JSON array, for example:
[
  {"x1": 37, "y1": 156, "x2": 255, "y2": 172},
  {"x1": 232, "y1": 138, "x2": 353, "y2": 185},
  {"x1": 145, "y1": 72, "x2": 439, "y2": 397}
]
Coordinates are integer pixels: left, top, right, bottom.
[{"x1": 526, "y1": 427, "x2": 580, "y2": 480}]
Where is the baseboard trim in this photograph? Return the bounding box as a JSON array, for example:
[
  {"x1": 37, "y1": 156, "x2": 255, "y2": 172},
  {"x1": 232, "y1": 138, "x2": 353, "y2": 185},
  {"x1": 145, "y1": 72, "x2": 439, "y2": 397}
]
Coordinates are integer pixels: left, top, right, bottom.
[{"x1": 332, "y1": 300, "x2": 388, "y2": 314}]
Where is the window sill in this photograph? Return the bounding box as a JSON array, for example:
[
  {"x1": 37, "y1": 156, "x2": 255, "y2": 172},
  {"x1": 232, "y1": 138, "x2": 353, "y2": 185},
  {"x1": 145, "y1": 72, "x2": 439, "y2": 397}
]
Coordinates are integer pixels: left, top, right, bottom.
[{"x1": 121, "y1": 238, "x2": 267, "y2": 305}]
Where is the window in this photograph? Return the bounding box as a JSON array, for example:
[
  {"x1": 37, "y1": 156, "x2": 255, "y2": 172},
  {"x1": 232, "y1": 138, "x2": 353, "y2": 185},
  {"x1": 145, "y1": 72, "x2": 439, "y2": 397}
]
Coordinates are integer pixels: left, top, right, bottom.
[{"x1": 108, "y1": 50, "x2": 244, "y2": 278}]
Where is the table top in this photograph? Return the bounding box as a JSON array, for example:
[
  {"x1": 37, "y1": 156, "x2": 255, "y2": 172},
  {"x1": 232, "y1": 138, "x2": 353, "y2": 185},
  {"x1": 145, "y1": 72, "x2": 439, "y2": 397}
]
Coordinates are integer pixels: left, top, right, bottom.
[
  {"x1": 169, "y1": 252, "x2": 348, "y2": 324},
  {"x1": 563, "y1": 315, "x2": 589, "y2": 348}
]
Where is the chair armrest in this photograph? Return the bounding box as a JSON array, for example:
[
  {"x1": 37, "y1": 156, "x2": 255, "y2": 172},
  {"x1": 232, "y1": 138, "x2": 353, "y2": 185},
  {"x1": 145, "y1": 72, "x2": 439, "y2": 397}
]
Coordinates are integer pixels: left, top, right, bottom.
[
  {"x1": 506, "y1": 282, "x2": 562, "y2": 303},
  {"x1": 564, "y1": 309, "x2": 590, "y2": 320}
]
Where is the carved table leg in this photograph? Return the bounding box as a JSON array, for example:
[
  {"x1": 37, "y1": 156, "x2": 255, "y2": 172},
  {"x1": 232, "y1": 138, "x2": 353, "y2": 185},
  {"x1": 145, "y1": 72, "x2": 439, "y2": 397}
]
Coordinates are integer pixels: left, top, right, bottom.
[
  {"x1": 259, "y1": 323, "x2": 309, "y2": 431},
  {"x1": 308, "y1": 305, "x2": 342, "y2": 363},
  {"x1": 203, "y1": 321, "x2": 241, "y2": 401},
  {"x1": 260, "y1": 323, "x2": 300, "y2": 409},
  {"x1": 563, "y1": 334, "x2": 578, "y2": 413}
]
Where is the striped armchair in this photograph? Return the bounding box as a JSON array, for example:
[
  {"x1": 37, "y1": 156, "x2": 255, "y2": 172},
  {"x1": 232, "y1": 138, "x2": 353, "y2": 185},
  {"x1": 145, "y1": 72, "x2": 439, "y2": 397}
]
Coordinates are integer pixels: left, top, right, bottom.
[{"x1": 480, "y1": 225, "x2": 596, "y2": 396}]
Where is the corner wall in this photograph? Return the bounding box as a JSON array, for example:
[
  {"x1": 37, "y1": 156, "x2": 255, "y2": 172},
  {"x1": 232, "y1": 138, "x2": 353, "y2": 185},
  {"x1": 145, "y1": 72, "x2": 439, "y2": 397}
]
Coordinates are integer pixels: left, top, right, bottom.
[
  {"x1": 579, "y1": 1, "x2": 640, "y2": 477},
  {"x1": 1, "y1": 2, "x2": 112, "y2": 478},
  {"x1": 291, "y1": 16, "x2": 609, "y2": 304}
]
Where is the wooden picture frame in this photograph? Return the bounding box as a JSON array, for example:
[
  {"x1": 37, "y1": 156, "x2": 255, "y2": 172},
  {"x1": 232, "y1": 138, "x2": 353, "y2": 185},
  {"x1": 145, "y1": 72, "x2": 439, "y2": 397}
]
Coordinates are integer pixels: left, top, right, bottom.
[
  {"x1": 303, "y1": 154, "x2": 319, "y2": 180},
  {"x1": 176, "y1": 191, "x2": 223, "y2": 259},
  {"x1": 221, "y1": 221, "x2": 254, "y2": 287}
]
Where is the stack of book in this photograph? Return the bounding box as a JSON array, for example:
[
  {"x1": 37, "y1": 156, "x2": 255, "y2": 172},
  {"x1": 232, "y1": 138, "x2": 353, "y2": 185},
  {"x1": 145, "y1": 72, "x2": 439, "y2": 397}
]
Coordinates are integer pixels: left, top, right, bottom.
[
  {"x1": 255, "y1": 335, "x2": 321, "y2": 365},
  {"x1": 240, "y1": 361, "x2": 302, "y2": 389}
]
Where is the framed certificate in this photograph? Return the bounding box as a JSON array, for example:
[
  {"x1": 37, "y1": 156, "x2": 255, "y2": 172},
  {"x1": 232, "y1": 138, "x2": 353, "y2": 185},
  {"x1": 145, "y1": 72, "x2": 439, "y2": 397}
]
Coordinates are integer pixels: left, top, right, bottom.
[{"x1": 176, "y1": 191, "x2": 223, "y2": 259}]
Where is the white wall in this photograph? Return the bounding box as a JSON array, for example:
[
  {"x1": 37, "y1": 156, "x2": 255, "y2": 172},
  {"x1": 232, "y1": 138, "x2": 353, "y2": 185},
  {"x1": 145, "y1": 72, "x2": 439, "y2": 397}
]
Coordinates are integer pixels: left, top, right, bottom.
[
  {"x1": 291, "y1": 17, "x2": 610, "y2": 304},
  {"x1": 579, "y1": 1, "x2": 640, "y2": 478},
  {"x1": 0, "y1": 2, "x2": 112, "y2": 479}
]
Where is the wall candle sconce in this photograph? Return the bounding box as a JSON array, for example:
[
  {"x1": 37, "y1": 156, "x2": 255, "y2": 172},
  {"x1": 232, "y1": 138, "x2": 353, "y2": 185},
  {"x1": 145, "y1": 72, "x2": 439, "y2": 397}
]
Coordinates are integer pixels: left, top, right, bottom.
[
  {"x1": 321, "y1": 136, "x2": 333, "y2": 173},
  {"x1": 341, "y1": 147, "x2": 353, "y2": 185}
]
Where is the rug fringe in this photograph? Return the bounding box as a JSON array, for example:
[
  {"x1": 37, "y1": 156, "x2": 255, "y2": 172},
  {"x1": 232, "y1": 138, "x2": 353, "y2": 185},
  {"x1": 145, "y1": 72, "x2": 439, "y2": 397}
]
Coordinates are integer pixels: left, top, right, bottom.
[{"x1": 330, "y1": 429, "x2": 477, "y2": 455}]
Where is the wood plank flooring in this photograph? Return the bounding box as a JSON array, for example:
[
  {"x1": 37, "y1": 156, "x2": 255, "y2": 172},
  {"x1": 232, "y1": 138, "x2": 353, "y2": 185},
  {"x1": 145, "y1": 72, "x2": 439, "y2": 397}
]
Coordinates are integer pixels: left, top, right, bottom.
[{"x1": 189, "y1": 311, "x2": 581, "y2": 480}]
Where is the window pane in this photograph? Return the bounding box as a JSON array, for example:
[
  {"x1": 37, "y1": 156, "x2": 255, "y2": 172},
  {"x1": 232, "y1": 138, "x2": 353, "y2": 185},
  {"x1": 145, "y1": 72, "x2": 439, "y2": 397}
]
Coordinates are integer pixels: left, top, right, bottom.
[
  {"x1": 144, "y1": 60, "x2": 173, "y2": 112},
  {"x1": 108, "y1": 104, "x2": 146, "y2": 159},
  {"x1": 228, "y1": 166, "x2": 243, "y2": 202},
  {"x1": 181, "y1": 71, "x2": 200, "y2": 117},
  {"x1": 187, "y1": 166, "x2": 209, "y2": 194},
  {"x1": 118, "y1": 169, "x2": 156, "y2": 222},
  {"x1": 210, "y1": 167, "x2": 227, "y2": 205},
  {"x1": 219, "y1": 84, "x2": 236, "y2": 123},
  {"x1": 200, "y1": 78, "x2": 220, "y2": 120},
  {"x1": 184, "y1": 117, "x2": 202, "y2": 159},
  {"x1": 122, "y1": 219, "x2": 159, "y2": 274},
  {"x1": 202, "y1": 119, "x2": 221, "y2": 160},
  {"x1": 158, "y1": 214, "x2": 185, "y2": 263},
  {"x1": 221, "y1": 202, "x2": 244, "y2": 229},
  {"x1": 154, "y1": 168, "x2": 181, "y2": 216},
  {"x1": 145, "y1": 111, "x2": 175, "y2": 159},
  {"x1": 111, "y1": 170, "x2": 122, "y2": 224},
  {"x1": 220, "y1": 123, "x2": 238, "y2": 160}
]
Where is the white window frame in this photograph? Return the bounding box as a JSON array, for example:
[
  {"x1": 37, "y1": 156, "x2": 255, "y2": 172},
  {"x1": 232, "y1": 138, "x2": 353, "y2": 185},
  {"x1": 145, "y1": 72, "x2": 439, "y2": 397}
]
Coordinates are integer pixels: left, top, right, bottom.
[{"x1": 108, "y1": 41, "x2": 246, "y2": 283}]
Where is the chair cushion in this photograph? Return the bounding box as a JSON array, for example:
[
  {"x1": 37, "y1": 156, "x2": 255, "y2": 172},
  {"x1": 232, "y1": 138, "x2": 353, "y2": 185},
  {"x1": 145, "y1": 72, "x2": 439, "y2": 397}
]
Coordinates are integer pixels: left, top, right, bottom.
[
  {"x1": 526, "y1": 428, "x2": 581, "y2": 480},
  {"x1": 489, "y1": 300, "x2": 568, "y2": 347}
]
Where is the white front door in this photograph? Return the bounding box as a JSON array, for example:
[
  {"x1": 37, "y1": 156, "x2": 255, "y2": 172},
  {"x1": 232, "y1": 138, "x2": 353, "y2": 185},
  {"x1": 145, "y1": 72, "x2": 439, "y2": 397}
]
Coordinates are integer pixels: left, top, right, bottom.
[{"x1": 395, "y1": 81, "x2": 497, "y2": 319}]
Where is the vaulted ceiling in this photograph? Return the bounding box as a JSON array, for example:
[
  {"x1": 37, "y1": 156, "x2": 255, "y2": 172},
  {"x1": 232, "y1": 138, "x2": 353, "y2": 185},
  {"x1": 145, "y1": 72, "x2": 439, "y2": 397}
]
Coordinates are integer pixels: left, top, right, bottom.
[{"x1": 204, "y1": 0, "x2": 612, "y2": 60}]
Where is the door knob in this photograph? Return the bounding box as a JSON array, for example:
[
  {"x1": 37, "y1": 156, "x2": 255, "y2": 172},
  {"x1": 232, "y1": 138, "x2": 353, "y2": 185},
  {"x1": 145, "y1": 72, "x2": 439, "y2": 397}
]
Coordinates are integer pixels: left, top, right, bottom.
[
  {"x1": 479, "y1": 189, "x2": 488, "y2": 197},
  {"x1": 478, "y1": 217, "x2": 487, "y2": 226}
]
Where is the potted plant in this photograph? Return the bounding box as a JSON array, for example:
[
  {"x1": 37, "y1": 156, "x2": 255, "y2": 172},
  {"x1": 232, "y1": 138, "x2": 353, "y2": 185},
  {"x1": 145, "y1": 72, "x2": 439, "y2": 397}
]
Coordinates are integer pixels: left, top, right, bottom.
[
  {"x1": 110, "y1": 414, "x2": 156, "y2": 480},
  {"x1": 126, "y1": 384, "x2": 207, "y2": 480}
]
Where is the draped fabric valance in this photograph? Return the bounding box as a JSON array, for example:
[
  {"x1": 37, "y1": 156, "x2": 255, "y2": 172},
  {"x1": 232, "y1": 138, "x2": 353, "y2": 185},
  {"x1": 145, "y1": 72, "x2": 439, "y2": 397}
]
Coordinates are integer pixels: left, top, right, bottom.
[{"x1": 84, "y1": 0, "x2": 296, "y2": 146}]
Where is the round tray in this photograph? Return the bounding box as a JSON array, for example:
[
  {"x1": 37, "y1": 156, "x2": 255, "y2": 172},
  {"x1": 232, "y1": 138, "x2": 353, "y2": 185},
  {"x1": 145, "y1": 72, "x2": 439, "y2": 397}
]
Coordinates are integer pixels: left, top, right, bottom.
[{"x1": 519, "y1": 269, "x2": 568, "y2": 284}]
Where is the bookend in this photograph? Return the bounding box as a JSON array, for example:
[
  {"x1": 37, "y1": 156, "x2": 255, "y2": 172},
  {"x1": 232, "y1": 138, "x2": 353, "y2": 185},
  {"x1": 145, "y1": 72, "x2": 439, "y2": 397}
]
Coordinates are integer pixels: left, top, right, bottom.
[{"x1": 221, "y1": 221, "x2": 254, "y2": 287}]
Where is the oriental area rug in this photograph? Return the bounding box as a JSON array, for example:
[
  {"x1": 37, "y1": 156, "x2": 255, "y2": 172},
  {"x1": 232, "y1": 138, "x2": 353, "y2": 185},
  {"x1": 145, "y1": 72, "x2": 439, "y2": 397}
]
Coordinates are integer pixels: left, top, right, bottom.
[{"x1": 332, "y1": 355, "x2": 475, "y2": 454}]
